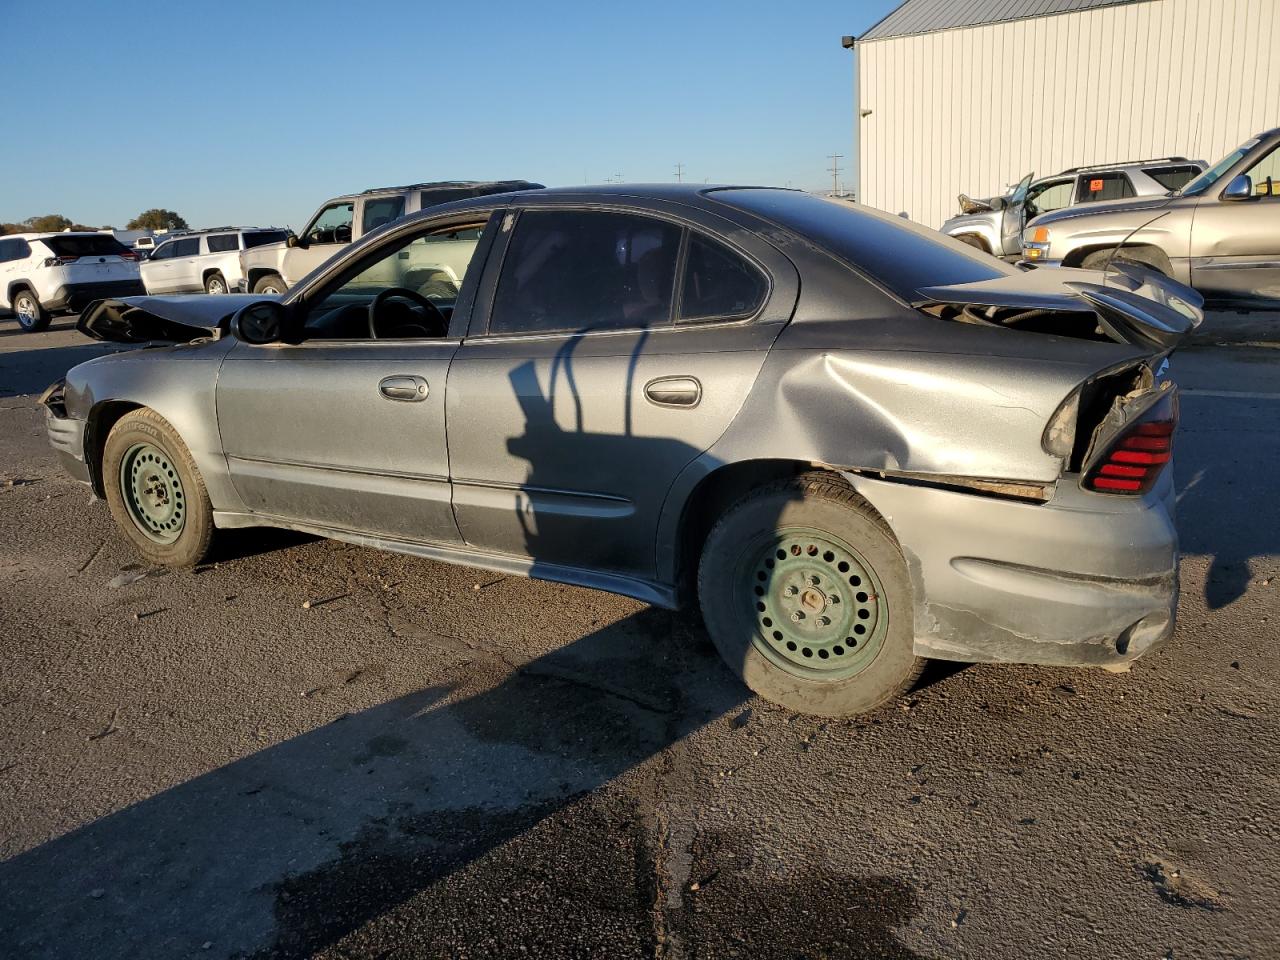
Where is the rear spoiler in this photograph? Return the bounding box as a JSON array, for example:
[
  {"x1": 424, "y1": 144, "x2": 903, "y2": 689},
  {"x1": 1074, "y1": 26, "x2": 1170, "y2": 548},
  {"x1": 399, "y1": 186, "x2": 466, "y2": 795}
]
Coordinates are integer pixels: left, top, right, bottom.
[{"x1": 917, "y1": 269, "x2": 1203, "y2": 351}]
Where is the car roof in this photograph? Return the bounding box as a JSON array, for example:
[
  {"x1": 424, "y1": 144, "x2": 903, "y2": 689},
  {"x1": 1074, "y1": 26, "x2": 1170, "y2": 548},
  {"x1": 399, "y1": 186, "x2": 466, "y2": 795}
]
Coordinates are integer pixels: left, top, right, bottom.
[
  {"x1": 390, "y1": 182, "x2": 766, "y2": 219},
  {"x1": 6, "y1": 231, "x2": 115, "y2": 241}
]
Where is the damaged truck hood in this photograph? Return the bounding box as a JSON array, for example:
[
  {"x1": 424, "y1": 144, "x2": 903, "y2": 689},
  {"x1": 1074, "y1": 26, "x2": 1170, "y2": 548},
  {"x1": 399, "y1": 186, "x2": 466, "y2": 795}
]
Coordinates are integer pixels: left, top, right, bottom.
[
  {"x1": 78, "y1": 295, "x2": 274, "y2": 343},
  {"x1": 918, "y1": 266, "x2": 1203, "y2": 350}
]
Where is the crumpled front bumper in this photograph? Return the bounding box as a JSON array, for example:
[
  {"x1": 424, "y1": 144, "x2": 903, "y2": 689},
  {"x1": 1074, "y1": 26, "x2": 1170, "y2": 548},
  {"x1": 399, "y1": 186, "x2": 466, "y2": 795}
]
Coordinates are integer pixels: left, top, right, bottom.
[
  {"x1": 842, "y1": 470, "x2": 1178, "y2": 669},
  {"x1": 40, "y1": 380, "x2": 91, "y2": 486}
]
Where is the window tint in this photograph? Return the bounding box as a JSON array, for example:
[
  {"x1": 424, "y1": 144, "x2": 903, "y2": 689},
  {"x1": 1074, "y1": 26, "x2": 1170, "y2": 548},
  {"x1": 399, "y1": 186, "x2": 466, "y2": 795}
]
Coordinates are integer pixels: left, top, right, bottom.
[
  {"x1": 0, "y1": 239, "x2": 15, "y2": 262},
  {"x1": 714, "y1": 189, "x2": 1013, "y2": 303},
  {"x1": 206, "y1": 233, "x2": 238, "y2": 253},
  {"x1": 172, "y1": 237, "x2": 200, "y2": 257},
  {"x1": 490, "y1": 210, "x2": 682, "y2": 336},
  {"x1": 1243, "y1": 145, "x2": 1280, "y2": 197},
  {"x1": 1144, "y1": 164, "x2": 1202, "y2": 191},
  {"x1": 304, "y1": 202, "x2": 354, "y2": 244},
  {"x1": 150, "y1": 241, "x2": 175, "y2": 260},
  {"x1": 42, "y1": 235, "x2": 132, "y2": 257},
  {"x1": 361, "y1": 196, "x2": 406, "y2": 233},
  {"x1": 1076, "y1": 172, "x2": 1136, "y2": 203},
  {"x1": 243, "y1": 230, "x2": 288, "y2": 248},
  {"x1": 680, "y1": 234, "x2": 767, "y2": 321}
]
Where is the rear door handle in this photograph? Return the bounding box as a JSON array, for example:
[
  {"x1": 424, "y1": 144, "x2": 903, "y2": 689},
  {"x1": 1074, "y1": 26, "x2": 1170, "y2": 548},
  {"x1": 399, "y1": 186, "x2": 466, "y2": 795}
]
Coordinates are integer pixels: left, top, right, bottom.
[
  {"x1": 644, "y1": 376, "x2": 701, "y2": 407},
  {"x1": 379, "y1": 375, "x2": 429, "y2": 402}
]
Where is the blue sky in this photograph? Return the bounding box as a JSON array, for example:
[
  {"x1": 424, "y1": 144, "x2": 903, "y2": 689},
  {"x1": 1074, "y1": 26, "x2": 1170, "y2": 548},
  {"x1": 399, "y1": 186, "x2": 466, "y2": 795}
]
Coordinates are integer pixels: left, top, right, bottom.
[{"x1": 3, "y1": 0, "x2": 896, "y2": 230}]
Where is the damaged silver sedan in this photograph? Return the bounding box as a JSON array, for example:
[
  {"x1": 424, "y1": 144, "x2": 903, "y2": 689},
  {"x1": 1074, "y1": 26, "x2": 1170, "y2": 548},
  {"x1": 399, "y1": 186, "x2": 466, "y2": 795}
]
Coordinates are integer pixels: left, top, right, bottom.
[{"x1": 44, "y1": 185, "x2": 1201, "y2": 716}]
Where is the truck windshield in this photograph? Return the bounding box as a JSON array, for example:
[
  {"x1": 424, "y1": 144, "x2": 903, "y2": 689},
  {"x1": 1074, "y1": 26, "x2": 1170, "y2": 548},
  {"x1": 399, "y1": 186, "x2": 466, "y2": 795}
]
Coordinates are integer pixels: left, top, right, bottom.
[{"x1": 1180, "y1": 140, "x2": 1257, "y2": 196}]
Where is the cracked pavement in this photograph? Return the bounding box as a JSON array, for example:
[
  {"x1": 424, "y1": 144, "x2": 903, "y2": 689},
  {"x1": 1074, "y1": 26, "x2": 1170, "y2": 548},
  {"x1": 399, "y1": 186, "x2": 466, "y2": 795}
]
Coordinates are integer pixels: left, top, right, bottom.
[{"x1": 0, "y1": 316, "x2": 1278, "y2": 959}]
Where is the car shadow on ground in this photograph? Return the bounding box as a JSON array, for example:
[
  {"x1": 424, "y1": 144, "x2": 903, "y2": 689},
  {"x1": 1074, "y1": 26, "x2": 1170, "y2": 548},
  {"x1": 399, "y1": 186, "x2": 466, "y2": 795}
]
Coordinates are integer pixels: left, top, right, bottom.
[{"x1": 0, "y1": 608, "x2": 925, "y2": 960}]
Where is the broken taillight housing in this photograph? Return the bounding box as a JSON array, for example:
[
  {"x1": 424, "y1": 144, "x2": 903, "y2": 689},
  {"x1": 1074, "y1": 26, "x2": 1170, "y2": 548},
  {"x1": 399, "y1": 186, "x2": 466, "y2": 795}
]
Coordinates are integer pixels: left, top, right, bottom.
[{"x1": 1082, "y1": 390, "x2": 1177, "y2": 495}]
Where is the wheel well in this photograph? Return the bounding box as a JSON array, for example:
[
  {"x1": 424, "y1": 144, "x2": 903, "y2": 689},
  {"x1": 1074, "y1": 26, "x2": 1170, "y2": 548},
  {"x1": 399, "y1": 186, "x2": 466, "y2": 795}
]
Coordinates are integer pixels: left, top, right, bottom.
[
  {"x1": 8, "y1": 280, "x2": 34, "y2": 302},
  {"x1": 675, "y1": 460, "x2": 852, "y2": 600},
  {"x1": 202, "y1": 267, "x2": 225, "y2": 284},
  {"x1": 86, "y1": 400, "x2": 143, "y2": 497},
  {"x1": 246, "y1": 267, "x2": 282, "y2": 290},
  {"x1": 1064, "y1": 243, "x2": 1172, "y2": 273},
  {"x1": 954, "y1": 233, "x2": 992, "y2": 254}
]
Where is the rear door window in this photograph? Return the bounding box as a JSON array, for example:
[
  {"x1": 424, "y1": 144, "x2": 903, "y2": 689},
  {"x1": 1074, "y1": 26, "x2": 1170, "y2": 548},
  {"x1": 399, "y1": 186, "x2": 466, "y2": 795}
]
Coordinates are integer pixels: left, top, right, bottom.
[
  {"x1": 206, "y1": 233, "x2": 239, "y2": 253},
  {"x1": 1143, "y1": 164, "x2": 1202, "y2": 191},
  {"x1": 679, "y1": 234, "x2": 768, "y2": 322},
  {"x1": 489, "y1": 210, "x2": 682, "y2": 335},
  {"x1": 361, "y1": 196, "x2": 407, "y2": 234},
  {"x1": 1076, "y1": 172, "x2": 1136, "y2": 203}
]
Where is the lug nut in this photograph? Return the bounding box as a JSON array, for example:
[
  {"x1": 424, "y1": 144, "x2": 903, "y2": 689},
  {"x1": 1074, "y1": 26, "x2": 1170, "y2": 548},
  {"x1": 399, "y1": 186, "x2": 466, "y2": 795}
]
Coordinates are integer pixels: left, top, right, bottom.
[
  {"x1": 817, "y1": 616, "x2": 831, "y2": 627},
  {"x1": 785, "y1": 585, "x2": 799, "y2": 596},
  {"x1": 791, "y1": 611, "x2": 804, "y2": 622},
  {"x1": 809, "y1": 575, "x2": 821, "y2": 586},
  {"x1": 829, "y1": 594, "x2": 840, "y2": 604}
]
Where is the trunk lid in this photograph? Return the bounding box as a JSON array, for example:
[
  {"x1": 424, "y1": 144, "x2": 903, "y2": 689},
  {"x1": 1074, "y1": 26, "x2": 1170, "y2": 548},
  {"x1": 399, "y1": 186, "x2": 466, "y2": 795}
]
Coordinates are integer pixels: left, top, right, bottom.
[{"x1": 917, "y1": 265, "x2": 1203, "y2": 351}]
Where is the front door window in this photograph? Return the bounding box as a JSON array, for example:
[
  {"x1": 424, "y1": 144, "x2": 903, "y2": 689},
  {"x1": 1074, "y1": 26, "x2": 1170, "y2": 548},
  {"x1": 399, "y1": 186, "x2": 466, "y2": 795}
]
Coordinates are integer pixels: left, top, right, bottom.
[{"x1": 304, "y1": 202, "x2": 355, "y2": 244}]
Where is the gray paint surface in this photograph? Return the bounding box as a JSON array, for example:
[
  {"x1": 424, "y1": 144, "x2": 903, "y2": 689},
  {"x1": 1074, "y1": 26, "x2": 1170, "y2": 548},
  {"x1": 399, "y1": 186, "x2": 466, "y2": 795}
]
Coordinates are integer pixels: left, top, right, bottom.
[{"x1": 860, "y1": 0, "x2": 1148, "y2": 41}]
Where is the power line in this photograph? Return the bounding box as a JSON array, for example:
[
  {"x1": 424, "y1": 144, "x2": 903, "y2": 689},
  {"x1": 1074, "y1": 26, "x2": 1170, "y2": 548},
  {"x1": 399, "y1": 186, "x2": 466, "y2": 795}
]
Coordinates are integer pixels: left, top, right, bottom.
[
  {"x1": 827, "y1": 154, "x2": 844, "y2": 196},
  {"x1": 674, "y1": 162, "x2": 685, "y2": 183}
]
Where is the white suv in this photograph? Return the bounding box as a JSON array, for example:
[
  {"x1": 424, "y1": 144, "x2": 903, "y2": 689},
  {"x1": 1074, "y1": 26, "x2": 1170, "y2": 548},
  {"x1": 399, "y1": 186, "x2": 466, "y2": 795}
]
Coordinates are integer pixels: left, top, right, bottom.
[
  {"x1": 140, "y1": 227, "x2": 289, "y2": 296},
  {"x1": 0, "y1": 232, "x2": 143, "y2": 332}
]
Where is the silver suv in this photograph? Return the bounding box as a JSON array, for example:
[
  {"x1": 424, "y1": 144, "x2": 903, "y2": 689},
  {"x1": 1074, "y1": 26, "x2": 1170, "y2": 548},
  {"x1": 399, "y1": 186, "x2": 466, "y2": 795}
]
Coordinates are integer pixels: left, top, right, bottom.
[
  {"x1": 140, "y1": 228, "x2": 289, "y2": 295},
  {"x1": 1021, "y1": 129, "x2": 1280, "y2": 305},
  {"x1": 941, "y1": 158, "x2": 1204, "y2": 258},
  {"x1": 238, "y1": 180, "x2": 541, "y2": 295}
]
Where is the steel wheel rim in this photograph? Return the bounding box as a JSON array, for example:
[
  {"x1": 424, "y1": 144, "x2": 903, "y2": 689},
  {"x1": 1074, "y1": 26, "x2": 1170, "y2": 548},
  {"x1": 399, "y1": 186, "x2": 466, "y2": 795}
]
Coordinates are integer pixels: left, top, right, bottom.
[
  {"x1": 208, "y1": 278, "x2": 225, "y2": 294},
  {"x1": 119, "y1": 442, "x2": 186, "y2": 544},
  {"x1": 738, "y1": 525, "x2": 888, "y2": 681}
]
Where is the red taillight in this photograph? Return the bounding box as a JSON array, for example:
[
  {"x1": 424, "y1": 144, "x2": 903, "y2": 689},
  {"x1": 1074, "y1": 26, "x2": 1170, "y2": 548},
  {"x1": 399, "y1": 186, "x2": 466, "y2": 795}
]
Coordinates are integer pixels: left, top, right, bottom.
[
  {"x1": 120, "y1": 250, "x2": 139, "y2": 261},
  {"x1": 1083, "y1": 394, "x2": 1177, "y2": 495},
  {"x1": 43, "y1": 256, "x2": 80, "y2": 267}
]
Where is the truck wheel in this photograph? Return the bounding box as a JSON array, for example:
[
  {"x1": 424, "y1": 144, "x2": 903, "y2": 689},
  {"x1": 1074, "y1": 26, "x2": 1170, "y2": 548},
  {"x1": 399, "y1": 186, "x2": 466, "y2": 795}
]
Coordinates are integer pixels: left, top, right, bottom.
[
  {"x1": 204, "y1": 272, "x2": 227, "y2": 295},
  {"x1": 253, "y1": 273, "x2": 287, "y2": 295},
  {"x1": 698, "y1": 474, "x2": 923, "y2": 717},
  {"x1": 956, "y1": 234, "x2": 990, "y2": 254},
  {"x1": 102, "y1": 409, "x2": 214, "y2": 568},
  {"x1": 13, "y1": 289, "x2": 50, "y2": 332}
]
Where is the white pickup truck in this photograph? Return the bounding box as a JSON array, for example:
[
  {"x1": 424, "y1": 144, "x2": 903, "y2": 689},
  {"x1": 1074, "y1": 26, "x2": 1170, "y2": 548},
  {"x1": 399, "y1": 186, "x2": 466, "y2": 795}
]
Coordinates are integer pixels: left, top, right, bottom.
[{"x1": 238, "y1": 180, "x2": 541, "y2": 295}]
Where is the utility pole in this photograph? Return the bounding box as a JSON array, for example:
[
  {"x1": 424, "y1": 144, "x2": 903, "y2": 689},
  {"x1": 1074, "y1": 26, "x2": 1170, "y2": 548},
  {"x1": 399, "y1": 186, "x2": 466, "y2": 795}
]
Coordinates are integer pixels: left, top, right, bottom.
[
  {"x1": 674, "y1": 162, "x2": 685, "y2": 183},
  {"x1": 827, "y1": 154, "x2": 844, "y2": 196}
]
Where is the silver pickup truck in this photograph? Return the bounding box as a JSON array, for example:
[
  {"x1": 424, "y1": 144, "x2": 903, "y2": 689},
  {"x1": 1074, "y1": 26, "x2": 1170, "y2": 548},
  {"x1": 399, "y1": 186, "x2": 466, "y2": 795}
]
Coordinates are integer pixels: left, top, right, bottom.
[
  {"x1": 238, "y1": 180, "x2": 541, "y2": 294},
  {"x1": 941, "y1": 159, "x2": 1203, "y2": 259}
]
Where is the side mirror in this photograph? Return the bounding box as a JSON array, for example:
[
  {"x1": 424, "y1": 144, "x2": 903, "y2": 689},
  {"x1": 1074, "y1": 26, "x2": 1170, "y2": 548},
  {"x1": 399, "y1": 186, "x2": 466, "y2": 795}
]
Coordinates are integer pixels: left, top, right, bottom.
[
  {"x1": 1222, "y1": 174, "x2": 1254, "y2": 201},
  {"x1": 230, "y1": 300, "x2": 288, "y2": 345},
  {"x1": 286, "y1": 234, "x2": 303, "y2": 248}
]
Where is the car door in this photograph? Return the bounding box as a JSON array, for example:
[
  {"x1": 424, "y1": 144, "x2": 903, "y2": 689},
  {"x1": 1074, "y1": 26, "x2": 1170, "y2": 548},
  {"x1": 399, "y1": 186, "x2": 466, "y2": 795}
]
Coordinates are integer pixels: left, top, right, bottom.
[
  {"x1": 1189, "y1": 143, "x2": 1280, "y2": 303},
  {"x1": 141, "y1": 239, "x2": 179, "y2": 293},
  {"x1": 445, "y1": 202, "x2": 797, "y2": 582},
  {"x1": 282, "y1": 200, "x2": 355, "y2": 286},
  {"x1": 166, "y1": 237, "x2": 202, "y2": 292},
  {"x1": 999, "y1": 173, "x2": 1034, "y2": 255},
  {"x1": 215, "y1": 212, "x2": 500, "y2": 543}
]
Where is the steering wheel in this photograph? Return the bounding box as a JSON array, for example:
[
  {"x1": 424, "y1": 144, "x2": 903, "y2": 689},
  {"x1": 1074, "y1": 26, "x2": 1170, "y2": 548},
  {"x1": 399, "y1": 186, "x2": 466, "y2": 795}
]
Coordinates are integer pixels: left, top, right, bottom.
[{"x1": 368, "y1": 287, "x2": 449, "y2": 340}]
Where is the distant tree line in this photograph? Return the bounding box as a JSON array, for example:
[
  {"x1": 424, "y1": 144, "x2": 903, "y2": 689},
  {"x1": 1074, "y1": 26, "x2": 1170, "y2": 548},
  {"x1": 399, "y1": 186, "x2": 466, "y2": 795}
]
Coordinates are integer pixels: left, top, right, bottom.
[{"x1": 0, "y1": 209, "x2": 189, "y2": 235}]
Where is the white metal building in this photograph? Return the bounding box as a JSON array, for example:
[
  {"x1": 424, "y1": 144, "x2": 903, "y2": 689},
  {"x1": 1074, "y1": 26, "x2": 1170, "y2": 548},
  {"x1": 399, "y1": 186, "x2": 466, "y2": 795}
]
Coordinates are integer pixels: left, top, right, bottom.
[{"x1": 852, "y1": 0, "x2": 1280, "y2": 228}]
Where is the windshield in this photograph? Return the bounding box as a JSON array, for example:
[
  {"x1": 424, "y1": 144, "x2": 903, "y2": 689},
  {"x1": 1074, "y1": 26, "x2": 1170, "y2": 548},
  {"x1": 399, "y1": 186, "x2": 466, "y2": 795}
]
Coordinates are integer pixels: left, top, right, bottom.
[
  {"x1": 1180, "y1": 139, "x2": 1258, "y2": 196},
  {"x1": 714, "y1": 189, "x2": 1014, "y2": 303}
]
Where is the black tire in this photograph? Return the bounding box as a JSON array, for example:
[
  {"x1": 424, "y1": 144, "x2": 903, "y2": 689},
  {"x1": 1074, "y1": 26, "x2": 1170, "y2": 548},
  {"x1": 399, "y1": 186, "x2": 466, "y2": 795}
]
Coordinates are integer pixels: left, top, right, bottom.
[
  {"x1": 204, "y1": 272, "x2": 228, "y2": 295},
  {"x1": 102, "y1": 409, "x2": 214, "y2": 568},
  {"x1": 253, "y1": 273, "x2": 287, "y2": 295},
  {"x1": 12, "y1": 288, "x2": 50, "y2": 332},
  {"x1": 698, "y1": 474, "x2": 924, "y2": 717}
]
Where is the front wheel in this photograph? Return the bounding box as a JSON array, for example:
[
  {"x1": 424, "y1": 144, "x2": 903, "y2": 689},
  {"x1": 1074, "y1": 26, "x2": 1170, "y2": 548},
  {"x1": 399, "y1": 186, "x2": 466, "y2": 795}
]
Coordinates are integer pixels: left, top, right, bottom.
[
  {"x1": 13, "y1": 289, "x2": 50, "y2": 332},
  {"x1": 204, "y1": 272, "x2": 227, "y2": 295},
  {"x1": 253, "y1": 273, "x2": 287, "y2": 295},
  {"x1": 102, "y1": 409, "x2": 214, "y2": 567},
  {"x1": 698, "y1": 475, "x2": 923, "y2": 717}
]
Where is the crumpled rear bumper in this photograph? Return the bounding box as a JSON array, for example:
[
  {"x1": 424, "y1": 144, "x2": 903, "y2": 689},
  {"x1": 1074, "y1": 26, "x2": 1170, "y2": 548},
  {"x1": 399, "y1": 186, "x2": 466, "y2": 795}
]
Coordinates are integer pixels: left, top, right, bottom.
[{"x1": 842, "y1": 470, "x2": 1178, "y2": 669}]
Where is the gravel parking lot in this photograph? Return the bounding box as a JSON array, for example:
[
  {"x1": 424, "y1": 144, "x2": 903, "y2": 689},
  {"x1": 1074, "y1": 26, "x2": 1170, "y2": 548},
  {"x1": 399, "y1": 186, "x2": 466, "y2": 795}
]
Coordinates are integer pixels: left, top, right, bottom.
[{"x1": 1, "y1": 315, "x2": 1277, "y2": 959}]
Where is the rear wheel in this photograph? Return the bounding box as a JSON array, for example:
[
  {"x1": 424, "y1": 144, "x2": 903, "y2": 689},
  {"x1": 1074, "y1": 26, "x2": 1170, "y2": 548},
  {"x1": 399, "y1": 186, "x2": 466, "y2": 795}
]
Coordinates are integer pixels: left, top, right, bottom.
[
  {"x1": 698, "y1": 475, "x2": 923, "y2": 716},
  {"x1": 204, "y1": 272, "x2": 227, "y2": 295},
  {"x1": 253, "y1": 273, "x2": 287, "y2": 295},
  {"x1": 12, "y1": 289, "x2": 50, "y2": 332},
  {"x1": 102, "y1": 409, "x2": 214, "y2": 567}
]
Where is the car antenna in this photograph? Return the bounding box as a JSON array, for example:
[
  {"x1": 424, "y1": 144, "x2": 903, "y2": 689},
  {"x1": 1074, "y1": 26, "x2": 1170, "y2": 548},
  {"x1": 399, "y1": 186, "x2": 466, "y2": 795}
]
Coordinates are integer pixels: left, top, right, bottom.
[{"x1": 1101, "y1": 210, "x2": 1171, "y2": 288}]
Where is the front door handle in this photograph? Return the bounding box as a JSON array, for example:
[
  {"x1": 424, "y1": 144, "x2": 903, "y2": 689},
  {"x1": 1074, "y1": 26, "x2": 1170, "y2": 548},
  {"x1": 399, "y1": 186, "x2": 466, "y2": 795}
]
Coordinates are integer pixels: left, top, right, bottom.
[
  {"x1": 644, "y1": 376, "x2": 701, "y2": 407},
  {"x1": 379, "y1": 375, "x2": 429, "y2": 402}
]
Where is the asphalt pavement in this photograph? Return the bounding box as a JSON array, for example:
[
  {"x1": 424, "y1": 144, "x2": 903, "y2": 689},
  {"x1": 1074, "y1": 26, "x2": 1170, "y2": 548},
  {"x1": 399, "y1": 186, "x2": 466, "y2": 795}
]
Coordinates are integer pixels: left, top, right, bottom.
[{"x1": 0, "y1": 315, "x2": 1277, "y2": 959}]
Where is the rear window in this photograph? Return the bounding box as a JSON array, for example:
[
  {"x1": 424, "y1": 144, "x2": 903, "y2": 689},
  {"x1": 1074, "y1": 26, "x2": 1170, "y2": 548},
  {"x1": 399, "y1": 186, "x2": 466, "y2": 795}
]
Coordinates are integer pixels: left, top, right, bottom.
[
  {"x1": 243, "y1": 230, "x2": 289, "y2": 249},
  {"x1": 1143, "y1": 164, "x2": 1202, "y2": 191},
  {"x1": 1076, "y1": 172, "x2": 1136, "y2": 203},
  {"x1": 712, "y1": 189, "x2": 1012, "y2": 303},
  {"x1": 41, "y1": 235, "x2": 131, "y2": 257},
  {"x1": 206, "y1": 233, "x2": 238, "y2": 253}
]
